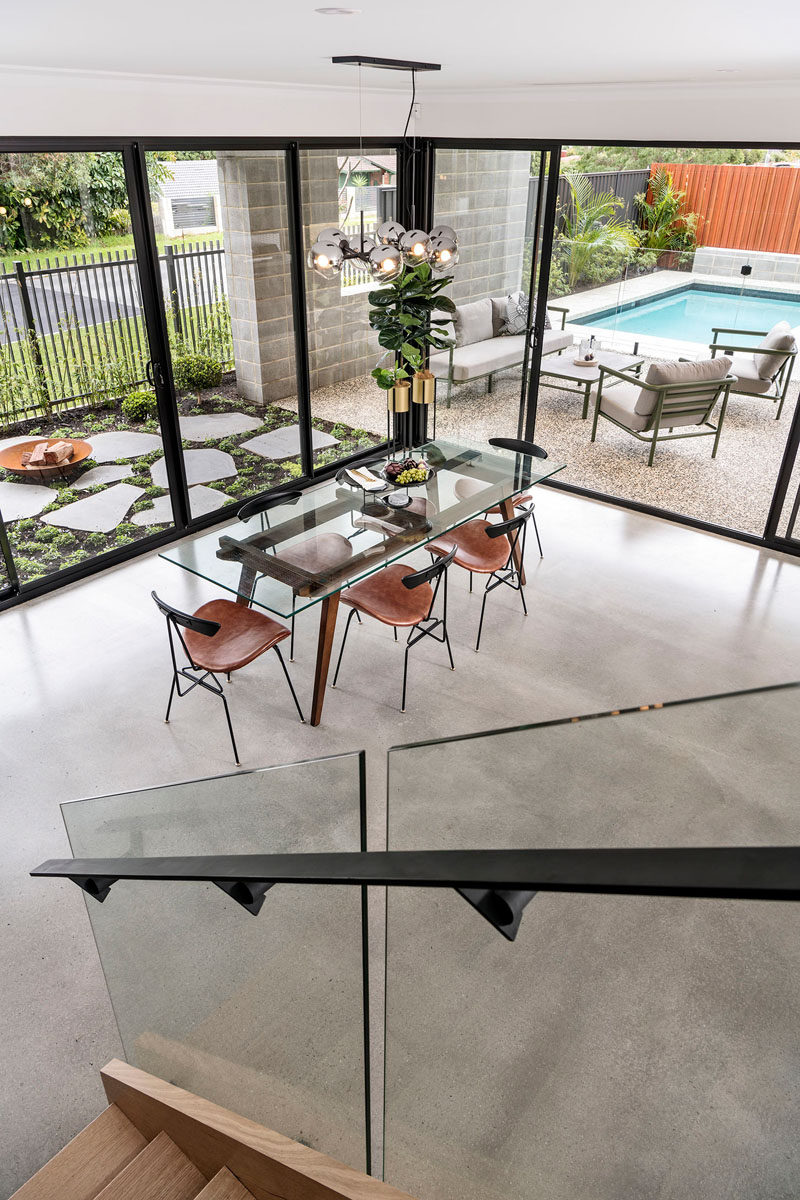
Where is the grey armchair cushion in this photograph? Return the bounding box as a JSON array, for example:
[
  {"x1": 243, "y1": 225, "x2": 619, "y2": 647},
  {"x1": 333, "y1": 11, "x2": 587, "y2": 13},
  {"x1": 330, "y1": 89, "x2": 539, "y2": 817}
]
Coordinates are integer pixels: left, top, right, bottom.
[
  {"x1": 490, "y1": 297, "x2": 507, "y2": 337},
  {"x1": 453, "y1": 298, "x2": 494, "y2": 348},
  {"x1": 594, "y1": 381, "x2": 650, "y2": 432},
  {"x1": 728, "y1": 356, "x2": 776, "y2": 394},
  {"x1": 634, "y1": 356, "x2": 732, "y2": 416},
  {"x1": 754, "y1": 321, "x2": 795, "y2": 379}
]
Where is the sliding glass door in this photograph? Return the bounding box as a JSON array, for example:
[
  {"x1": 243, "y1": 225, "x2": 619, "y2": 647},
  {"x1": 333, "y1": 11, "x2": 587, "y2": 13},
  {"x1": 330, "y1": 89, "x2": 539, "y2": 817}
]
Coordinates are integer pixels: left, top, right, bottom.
[{"x1": 0, "y1": 149, "x2": 175, "y2": 586}]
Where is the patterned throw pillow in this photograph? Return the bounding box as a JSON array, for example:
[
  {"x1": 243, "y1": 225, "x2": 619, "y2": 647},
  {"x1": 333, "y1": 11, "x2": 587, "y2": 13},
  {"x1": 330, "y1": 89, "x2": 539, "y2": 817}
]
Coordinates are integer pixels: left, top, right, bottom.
[{"x1": 502, "y1": 291, "x2": 552, "y2": 335}]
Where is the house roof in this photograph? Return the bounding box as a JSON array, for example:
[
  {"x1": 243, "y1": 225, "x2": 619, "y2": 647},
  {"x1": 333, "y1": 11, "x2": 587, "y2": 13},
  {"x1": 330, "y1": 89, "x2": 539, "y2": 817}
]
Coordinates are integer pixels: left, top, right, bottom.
[
  {"x1": 338, "y1": 155, "x2": 396, "y2": 178},
  {"x1": 159, "y1": 160, "x2": 220, "y2": 199}
]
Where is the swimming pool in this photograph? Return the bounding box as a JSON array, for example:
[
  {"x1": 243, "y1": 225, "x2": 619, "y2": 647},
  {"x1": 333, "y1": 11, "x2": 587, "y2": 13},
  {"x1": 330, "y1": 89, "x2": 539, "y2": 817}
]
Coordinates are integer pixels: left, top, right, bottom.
[{"x1": 574, "y1": 283, "x2": 800, "y2": 343}]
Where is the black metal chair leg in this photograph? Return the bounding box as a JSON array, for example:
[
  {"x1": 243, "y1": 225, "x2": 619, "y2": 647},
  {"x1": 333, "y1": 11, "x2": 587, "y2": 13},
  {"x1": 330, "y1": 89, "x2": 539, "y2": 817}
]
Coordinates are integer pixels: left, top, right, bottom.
[
  {"x1": 469, "y1": 571, "x2": 473, "y2": 593},
  {"x1": 289, "y1": 597, "x2": 296, "y2": 661},
  {"x1": 219, "y1": 692, "x2": 241, "y2": 766},
  {"x1": 532, "y1": 511, "x2": 544, "y2": 558},
  {"x1": 394, "y1": 626, "x2": 398, "y2": 641},
  {"x1": 164, "y1": 676, "x2": 177, "y2": 723},
  {"x1": 401, "y1": 643, "x2": 411, "y2": 712},
  {"x1": 475, "y1": 589, "x2": 489, "y2": 652},
  {"x1": 332, "y1": 607, "x2": 358, "y2": 688},
  {"x1": 444, "y1": 628, "x2": 455, "y2": 670},
  {"x1": 274, "y1": 644, "x2": 306, "y2": 723},
  {"x1": 519, "y1": 581, "x2": 528, "y2": 616}
]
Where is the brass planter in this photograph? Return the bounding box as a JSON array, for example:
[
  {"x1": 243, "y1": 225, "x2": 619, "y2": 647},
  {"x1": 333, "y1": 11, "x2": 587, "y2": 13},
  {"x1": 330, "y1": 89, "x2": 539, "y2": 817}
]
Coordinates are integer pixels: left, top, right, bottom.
[
  {"x1": 387, "y1": 380, "x2": 411, "y2": 413},
  {"x1": 411, "y1": 370, "x2": 436, "y2": 406}
]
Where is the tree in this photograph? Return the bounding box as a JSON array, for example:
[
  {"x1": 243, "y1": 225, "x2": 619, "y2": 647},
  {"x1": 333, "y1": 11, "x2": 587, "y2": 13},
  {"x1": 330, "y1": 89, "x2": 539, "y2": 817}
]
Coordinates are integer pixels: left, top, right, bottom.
[
  {"x1": 557, "y1": 173, "x2": 639, "y2": 289},
  {"x1": 563, "y1": 145, "x2": 793, "y2": 173},
  {"x1": 634, "y1": 167, "x2": 700, "y2": 254}
]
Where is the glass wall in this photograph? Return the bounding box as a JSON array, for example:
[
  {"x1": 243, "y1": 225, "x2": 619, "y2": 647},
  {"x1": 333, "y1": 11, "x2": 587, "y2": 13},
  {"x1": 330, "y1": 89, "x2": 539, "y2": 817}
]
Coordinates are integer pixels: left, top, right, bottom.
[
  {"x1": 534, "y1": 145, "x2": 800, "y2": 536},
  {"x1": 0, "y1": 150, "x2": 174, "y2": 584},
  {"x1": 143, "y1": 149, "x2": 303, "y2": 522},
  {"x1": 300, "y1": 147, "x2": 391, "y2": 471}
]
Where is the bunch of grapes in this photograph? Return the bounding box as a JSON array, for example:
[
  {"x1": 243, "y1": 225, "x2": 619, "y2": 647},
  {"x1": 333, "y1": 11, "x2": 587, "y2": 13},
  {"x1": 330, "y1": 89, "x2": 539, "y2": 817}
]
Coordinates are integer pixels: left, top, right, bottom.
[{"x1": 396, "y1": 466, "x2": 428, "y2": 485}]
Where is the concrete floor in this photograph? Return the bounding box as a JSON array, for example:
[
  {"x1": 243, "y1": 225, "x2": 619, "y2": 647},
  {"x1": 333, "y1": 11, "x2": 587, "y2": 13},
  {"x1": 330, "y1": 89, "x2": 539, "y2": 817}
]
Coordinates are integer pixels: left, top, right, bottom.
[{"x1": 2, "y1": 486, "x2": 800, "y2": 1198}]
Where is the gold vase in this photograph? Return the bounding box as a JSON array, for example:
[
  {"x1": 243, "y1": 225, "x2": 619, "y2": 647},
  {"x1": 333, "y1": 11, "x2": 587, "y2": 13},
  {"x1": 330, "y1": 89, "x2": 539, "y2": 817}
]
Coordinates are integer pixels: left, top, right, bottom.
[
  {"x1": 387, "y1": 380, "x2": 411, "y2": 413},
  {"x1": 411, "y1": 370, "x2": 436, "y2": 406}
]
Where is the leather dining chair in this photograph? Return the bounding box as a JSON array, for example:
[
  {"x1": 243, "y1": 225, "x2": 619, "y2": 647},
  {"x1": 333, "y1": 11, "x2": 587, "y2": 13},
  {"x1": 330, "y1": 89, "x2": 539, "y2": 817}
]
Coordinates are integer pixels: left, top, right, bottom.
[
  {"x1": 453, "y1": 437, "x2": 547, "y2": 559},
  {"x1": 331, "y1": 545, "x2": 457, "y2": 713},
  {"x1": 152, "y1": 591, "x2": 305, "y2": 765},
  {"x1": 428, "y1": 508, "x2": 532, "y2": 652},
  {"x1": 238, "y1": 492, "x2": 354, "y2": 660}
]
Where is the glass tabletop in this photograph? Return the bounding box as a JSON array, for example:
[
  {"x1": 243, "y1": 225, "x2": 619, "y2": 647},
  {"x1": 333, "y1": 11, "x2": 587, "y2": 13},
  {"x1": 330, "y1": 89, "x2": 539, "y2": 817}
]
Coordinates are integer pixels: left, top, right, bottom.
[{"x1": 160, "y1": 440, "x2": 565, "y2": 620}]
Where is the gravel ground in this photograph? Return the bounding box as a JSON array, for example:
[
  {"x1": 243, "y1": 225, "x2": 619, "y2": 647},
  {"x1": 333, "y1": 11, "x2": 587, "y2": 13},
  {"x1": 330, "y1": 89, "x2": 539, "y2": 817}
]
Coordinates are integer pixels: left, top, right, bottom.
[{"x1": 301, "y1": 367, "x2": 798, "y2": 536}]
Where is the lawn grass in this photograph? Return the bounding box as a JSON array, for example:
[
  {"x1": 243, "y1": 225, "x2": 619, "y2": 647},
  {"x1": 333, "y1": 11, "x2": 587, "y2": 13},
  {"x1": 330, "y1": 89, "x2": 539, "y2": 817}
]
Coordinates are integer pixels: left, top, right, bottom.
[{"x1": 1, "y1": 230, "x2": 225, "y2": 275}]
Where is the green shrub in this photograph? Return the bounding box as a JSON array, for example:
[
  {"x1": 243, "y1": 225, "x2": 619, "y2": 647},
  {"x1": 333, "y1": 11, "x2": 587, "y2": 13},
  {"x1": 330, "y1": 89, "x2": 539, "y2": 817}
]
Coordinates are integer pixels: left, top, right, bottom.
[
  {"x1": 284, "y1": 461, "x2": 303, "y2": 479},
  {"x1": 172, "y1": 354, "x2": 223, "y2": 391},
  {"x1": 121, "y1": 389, "x2": 158, "y2": 422}
]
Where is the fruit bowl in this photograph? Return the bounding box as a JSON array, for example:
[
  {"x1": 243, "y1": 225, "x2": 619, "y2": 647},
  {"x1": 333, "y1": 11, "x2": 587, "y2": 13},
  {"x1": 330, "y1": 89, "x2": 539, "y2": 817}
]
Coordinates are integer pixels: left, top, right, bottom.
[{"x1": 380, "y1": 457, "x2": 435, "y2": 488}]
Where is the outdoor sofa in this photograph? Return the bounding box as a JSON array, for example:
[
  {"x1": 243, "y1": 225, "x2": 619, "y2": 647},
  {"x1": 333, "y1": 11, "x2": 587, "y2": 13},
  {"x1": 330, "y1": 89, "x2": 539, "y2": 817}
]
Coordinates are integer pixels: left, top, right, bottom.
[
  {"x1": 429, "y1": 294, "x2": 571, "y2": 407},
  {"x1": 709, "y1": 320, "x2": 797, "y2": 419}
]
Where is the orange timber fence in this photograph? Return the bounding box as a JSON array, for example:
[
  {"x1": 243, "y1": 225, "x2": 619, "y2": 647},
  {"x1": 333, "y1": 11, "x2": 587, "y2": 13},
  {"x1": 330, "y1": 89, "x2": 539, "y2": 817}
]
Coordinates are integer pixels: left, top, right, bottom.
[{"x1": 652, "y1": 163, "x2": 800, "y2": 256}]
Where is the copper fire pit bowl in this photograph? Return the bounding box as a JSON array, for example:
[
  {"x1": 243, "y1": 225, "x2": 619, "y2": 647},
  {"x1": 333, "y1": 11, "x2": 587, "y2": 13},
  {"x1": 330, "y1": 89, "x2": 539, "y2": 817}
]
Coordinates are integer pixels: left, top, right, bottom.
[{"x1": 0, "y1": 438, "x2": 93, "y2": 481}]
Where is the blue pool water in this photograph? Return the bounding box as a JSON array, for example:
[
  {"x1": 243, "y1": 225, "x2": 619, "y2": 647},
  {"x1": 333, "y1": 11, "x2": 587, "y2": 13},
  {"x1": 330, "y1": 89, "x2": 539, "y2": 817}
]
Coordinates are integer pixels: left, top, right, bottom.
[{"x1": 574, "y1": 284, "x2": 800, "y2": 343}]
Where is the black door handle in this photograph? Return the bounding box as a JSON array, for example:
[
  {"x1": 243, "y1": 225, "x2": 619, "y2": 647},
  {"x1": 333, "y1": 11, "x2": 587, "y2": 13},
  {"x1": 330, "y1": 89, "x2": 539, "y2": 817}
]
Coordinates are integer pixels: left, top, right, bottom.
[{"x1": 146, "y1": 360, "x2": 165, "y2": 387}]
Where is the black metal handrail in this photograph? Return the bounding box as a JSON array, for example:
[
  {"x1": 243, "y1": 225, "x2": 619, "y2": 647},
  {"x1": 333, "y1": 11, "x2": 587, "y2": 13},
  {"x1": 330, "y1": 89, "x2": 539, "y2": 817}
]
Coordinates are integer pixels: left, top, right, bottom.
[{"x1": 32, "y1": 847, "x2": 800, "y2": 940}]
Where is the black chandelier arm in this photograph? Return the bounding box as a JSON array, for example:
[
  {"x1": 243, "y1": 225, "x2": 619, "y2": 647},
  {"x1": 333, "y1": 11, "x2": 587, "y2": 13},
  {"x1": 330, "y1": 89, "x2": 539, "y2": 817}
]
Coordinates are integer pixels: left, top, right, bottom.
[{"x1": 31, "y1": 846, "x2": 800, "y2": 901}]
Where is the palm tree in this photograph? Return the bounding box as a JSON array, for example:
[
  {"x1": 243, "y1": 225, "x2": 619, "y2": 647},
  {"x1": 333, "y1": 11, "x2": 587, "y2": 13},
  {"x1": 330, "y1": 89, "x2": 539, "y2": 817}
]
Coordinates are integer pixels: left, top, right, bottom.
[
  {"x1": 557, "y1": 173, "x2": 639, "y2": 289},
  {"x1": 634, "y1": 167, "x2": 700, "y2": 255}
]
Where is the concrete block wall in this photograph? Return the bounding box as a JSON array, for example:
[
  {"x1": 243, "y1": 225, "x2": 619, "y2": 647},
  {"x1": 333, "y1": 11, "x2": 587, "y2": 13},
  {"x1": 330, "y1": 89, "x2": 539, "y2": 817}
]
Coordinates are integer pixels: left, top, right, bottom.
[
  {"x1": 216, "y1": 152, "x2": 297, "y2": 406},
  {"x1": 433, "y1": 148, "x2": 531, "y2": 309},
  {"x1": 300, "y1": 149, "x2": 382, "y2": 393},
  {"x1": 693, "y1": 245, "x2": 800, "y2": 284}
]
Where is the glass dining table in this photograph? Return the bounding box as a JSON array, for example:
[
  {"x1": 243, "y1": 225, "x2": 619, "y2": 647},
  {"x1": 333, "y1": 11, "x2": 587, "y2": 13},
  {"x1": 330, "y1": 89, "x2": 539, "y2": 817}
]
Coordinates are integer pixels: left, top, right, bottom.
[{"x1": 160, "y1": 440, "x2": 566, "y2": 725}]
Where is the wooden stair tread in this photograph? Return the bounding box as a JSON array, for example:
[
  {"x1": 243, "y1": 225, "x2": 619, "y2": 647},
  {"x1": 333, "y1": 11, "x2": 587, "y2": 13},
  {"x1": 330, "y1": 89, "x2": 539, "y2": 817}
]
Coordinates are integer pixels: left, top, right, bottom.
[
  {"x1": 195, "y1": 1169, "x2": 255, "y2": 1200},
  {"x1": 93, "y1": 1131, "x2": 206, "y2": 1200},
  {"x1": 9, "y1": 1104, "x2": 147, "y2": 1200}
]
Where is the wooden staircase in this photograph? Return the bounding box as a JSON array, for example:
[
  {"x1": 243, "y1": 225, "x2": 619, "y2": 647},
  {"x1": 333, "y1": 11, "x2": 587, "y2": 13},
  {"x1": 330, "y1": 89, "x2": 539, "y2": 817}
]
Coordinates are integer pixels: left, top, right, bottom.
[{"x1": 11, "y1": 1060, "x2": 415, "y2": 1200}]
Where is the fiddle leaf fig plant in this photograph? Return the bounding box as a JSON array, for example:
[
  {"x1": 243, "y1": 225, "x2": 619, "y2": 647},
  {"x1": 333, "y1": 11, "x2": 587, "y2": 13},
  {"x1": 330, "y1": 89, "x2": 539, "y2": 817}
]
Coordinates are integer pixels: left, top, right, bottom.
[{"x1": 369, "y1": 262, "x2": 456, "y2": 391}]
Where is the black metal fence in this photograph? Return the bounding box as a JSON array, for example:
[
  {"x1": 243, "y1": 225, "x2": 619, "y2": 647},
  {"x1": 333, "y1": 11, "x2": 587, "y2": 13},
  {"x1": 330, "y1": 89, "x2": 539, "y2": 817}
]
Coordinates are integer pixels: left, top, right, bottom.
[
  {"x1": 0, "y1": 240, "x2": 231, "y2": 424},
  {"x1": 526, "y1": 169, "x2": 650, "y2": 237}
]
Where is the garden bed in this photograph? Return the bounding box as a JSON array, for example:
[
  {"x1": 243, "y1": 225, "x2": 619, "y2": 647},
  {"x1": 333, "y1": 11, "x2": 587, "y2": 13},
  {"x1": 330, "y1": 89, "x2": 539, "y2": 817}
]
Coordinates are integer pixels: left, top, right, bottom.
[{"x1": 1, "y1": 379, "x2": 379, "y2": 585}]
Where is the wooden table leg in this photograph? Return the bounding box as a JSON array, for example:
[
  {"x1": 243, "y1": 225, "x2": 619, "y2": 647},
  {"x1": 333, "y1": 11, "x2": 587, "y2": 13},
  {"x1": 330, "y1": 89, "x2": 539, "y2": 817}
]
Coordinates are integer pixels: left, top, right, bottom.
[
  {"x1": 310, "y1": 590, "x2": 341, "y2": 726},
  {"x1": 499, "y1": 498, "x2": 526, "y2": 585}
]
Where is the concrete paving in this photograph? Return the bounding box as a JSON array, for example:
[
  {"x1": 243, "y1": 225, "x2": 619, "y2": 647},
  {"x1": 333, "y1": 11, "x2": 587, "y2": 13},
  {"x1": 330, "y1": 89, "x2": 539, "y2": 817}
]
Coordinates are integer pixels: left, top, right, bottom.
[
  {"x1": 2, "y1": 488, "x2": 800, "y2": 1198},
  {"x1": 150, "y1": 448, "x2": 237, "y2": 489},
  {"x1": 40, "y1": 483, "x2": 144, "y2": 533},
  {"x1": 0, "y1": 479, "x2": 58, "y2": 520},
  {"x1": 132, "y1": 485, "x2": 233, "y2": 527},
  {"x1": 179, "y1": 412, "x2": 263, "y2": 441},
  {"x1": 241, "y1": 426, "x2": 338, "y2": 459},
  {"x1": 73, "y1": 465, "x2": 132, "y2": 491},
  {"x1": 85, "y1": 431, "x2": 163, "y2": 462}
]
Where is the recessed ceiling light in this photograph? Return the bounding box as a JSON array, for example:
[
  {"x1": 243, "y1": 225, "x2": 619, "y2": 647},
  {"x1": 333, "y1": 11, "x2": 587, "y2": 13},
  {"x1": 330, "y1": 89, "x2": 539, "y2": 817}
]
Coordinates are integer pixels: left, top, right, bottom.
[{"x1": 315, "y1": 6, "x2": 361, "y2": 12}]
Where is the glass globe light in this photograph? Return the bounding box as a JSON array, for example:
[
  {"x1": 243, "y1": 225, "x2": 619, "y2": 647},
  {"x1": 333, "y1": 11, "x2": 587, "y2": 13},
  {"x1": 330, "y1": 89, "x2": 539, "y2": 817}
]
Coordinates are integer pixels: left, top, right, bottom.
[
  {"x1": 317, "y1": 227, "x2": 348, "y2": 249},
  {"x1": 369, "y1": 244, "x2": 403, "y2": 282},
  {"x1": 375, "y1": 220, "x2": 406, "y2": 247},
  {"x1": 349, "y1": 234, "x2": 377, "y2": 259},
  {"x1": 400, "y1": 228, "x2": 430, "y2": 265},
  {"x1": 308, "y1": 240, "x2": 344, "y2": 278},
  {"x1": 428, "y1": 224, "x2": 457, "y2": 243},
  {"x1": 429, "y1": 235, "x2": 459, "y2": 272}
]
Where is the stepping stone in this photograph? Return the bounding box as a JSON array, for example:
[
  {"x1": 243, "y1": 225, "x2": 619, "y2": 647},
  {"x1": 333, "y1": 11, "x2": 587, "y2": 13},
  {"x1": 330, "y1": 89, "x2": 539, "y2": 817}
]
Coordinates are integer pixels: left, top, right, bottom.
[
  {"x1": 86, "y1": 431, "x2": 162, "y2": 462},
  {"x1": 131, "y1": 485, "x2": 233, "y2": 527},
  {"x1": 241, "y1": 425, "x2": 338, "y2": 460},
  {"x1": 0, "y1": 434, "x2": 48, "y2": 454},
  {"x1": 0, "y1": 479, "x2": 58, "y2": 521},
  {"x1": 41, "y1": 483, "x2": 144, "y2": 533},
  {"x1": 179, "y1": 412, "x2": 262, "y2": 441},
  {"x1": 74, "y1": 464, "x2": 131, "y2": 491},
  {"x1": 150, "y1": 448, "x2": 237, "y2": 488}
]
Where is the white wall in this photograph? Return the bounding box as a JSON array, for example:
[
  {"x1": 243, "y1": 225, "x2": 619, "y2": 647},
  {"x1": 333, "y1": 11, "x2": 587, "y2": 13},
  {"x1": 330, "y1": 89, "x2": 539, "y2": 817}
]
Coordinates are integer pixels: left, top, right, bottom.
[{"x1": 1, "y1": 66, "x2": 799, "y2": 145}]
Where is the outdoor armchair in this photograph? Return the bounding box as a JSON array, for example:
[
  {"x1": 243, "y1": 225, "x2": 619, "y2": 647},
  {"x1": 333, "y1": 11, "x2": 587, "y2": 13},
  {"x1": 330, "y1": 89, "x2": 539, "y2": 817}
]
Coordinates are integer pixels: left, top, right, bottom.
[
  {"x1": 709, "y1": 320, "x2": 797, "y2": 419},
  {"x1": 589, "y1": 356, "x2": 735, "y2": 467}
]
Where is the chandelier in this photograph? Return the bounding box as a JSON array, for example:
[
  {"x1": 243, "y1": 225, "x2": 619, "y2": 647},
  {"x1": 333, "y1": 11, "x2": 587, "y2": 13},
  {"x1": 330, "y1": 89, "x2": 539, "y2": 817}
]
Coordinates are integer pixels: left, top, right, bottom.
[{"x1": 307, "y1": 56, "x2": 459, "y2": 283}]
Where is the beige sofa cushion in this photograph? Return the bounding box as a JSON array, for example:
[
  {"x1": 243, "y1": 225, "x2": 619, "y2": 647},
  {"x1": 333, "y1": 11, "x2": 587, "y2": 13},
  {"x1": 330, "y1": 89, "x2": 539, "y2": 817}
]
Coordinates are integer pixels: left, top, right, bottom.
[
  {"x1": 452, "y1": 298, "x2": 493, "y2": 347},
  {"x1": 429, "y1": 335, "x2": 526, "y2": 381},
  {"x1": 634, "y1": 356, "x2": 732, "y2": 417},
  {"x1": 754, "y1": 321, "x2": 796, "y2": 379},
  {"x1": 729, "y1": 356, "x2": 777, "y2": 395},
  {"x1": 594, "y1": 381, "x2": 650, "y2": 432},
  {"x1": 542, "y1": 328, "x2": 572, "y2": 355}
]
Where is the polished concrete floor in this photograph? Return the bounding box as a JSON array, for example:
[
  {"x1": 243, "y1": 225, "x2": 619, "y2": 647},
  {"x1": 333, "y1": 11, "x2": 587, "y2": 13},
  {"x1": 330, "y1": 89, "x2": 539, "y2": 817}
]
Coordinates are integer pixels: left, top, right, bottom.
[{"x1": 2, "y1": 487, "x2": 800, "y2": 1198}]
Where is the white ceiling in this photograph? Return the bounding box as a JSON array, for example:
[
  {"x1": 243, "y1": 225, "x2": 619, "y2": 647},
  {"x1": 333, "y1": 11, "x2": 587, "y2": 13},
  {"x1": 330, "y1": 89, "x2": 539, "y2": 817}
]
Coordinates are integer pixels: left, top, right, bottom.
[{"x1": 3, "y1": 0, "x2": 799, "y2": 91}]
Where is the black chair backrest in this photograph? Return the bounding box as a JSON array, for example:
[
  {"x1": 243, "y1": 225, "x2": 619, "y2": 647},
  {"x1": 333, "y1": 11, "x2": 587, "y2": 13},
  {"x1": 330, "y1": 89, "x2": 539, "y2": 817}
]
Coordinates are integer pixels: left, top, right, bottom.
[
  {"x1": 486, "y1": 508, "x2": 532, "y2": 539},
  {"x1": 488, "y1": 437, "x2": 548, "y2": 460},
  {"x1": 402, "y1": 544, "x2": 457, "y2": 589},
  {"x1": 237, "y1": 490, "x2": 302, "y2": 522},
  {"x1": 151, "y1": 591, "x2": 219, "y2": 638}
]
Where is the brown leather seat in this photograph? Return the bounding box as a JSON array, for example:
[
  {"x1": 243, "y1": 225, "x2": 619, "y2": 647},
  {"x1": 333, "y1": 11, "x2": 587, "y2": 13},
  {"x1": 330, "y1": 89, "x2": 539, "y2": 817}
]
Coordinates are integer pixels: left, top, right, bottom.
[
  {"x1": 184, "y1": 599, "x2": 290, "y2": 673},
  {"x1": 407, "y1": 497, "x2": 438, "y2": 518},
  {"x1": 428, "y1": 519, "x2": 510, "y2": 574},
  {"x1": 454, "y1": 476, "x2": 531, "y2": 514},
  {"x1": 340, "y1": 563, "x2": 434, "y2": 627},
  {"x1": 278, "y1": 532, "x2": 353, "y2": 578}
]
